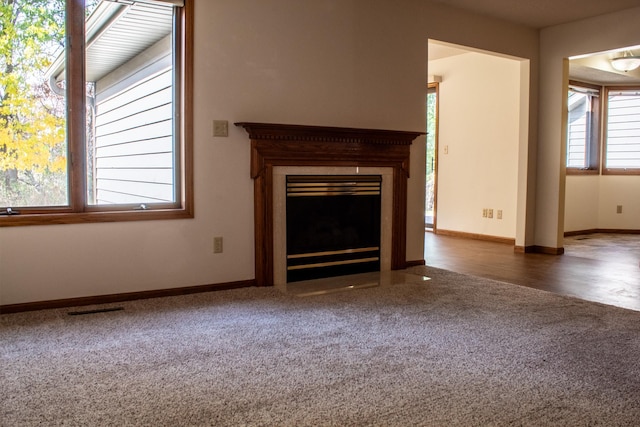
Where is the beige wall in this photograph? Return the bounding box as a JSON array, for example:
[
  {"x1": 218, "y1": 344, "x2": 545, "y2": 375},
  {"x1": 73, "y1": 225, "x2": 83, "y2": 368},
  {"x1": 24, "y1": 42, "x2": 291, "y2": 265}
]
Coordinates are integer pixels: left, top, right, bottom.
[
  {"x1": 565, "y1": 175, "x2": 640, "y2": 232},
  {"x1": 429, "y1": 51, "x2": 522, "y2": 239},
  {"x1": 564, "y1": 176, "x2": 600, "y2": 232},
  {"x1": 1, "y1": 0, "x2": 542, "y2": 306}
]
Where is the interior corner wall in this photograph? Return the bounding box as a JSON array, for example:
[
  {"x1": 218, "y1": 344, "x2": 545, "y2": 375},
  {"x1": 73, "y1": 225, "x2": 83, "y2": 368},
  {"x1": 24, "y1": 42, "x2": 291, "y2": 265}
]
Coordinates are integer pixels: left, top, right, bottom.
[
  {"x1": 564, "y1": 175, "x2": 600, "y2": 232},
  {"x1": 0, "y1": 0, "x2": 429, "y2": 306},
  {"x1": 429, "y1": 52, "x2": 521, "y2": 239},
  {"x1": 565, "y1": 175, "x2": 640, "y2": 233},
  {"x1": 539, "y1": 6, "x2": 640, "y2": 245},
  {"x1": 516, "y1": 59, "x2": 534, "y2": 248}
]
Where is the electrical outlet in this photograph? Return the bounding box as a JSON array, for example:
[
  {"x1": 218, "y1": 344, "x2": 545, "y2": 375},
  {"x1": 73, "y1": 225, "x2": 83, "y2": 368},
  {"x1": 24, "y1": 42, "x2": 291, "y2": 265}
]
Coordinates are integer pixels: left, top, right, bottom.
[
  {"x1": 497, "y1": 210, "x2": 503, "y2": 220},
  {"x1": 213, "y1": 236, "x2": 223, "y2": 253},
  {"x1": 213, "y1": 120, "x2": 229, "y2": 137},
  {"x1": 488, "y1": 209, "x2": 494, "y2": 219},
  {"x1": 617, "y1": 205, "x2": 623, "y2": 214},
  {"x1": 482, "y1": 208, "x2": 488, "y2": 218}
]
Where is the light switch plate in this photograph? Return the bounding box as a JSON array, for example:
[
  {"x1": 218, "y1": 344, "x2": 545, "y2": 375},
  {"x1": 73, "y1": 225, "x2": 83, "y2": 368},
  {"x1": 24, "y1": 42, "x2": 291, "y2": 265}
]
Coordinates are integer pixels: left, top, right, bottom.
[
  {"x1": 213, "y1": 120, "x2": 229, "y2": 137},
  {"x1": 213, "y1": 236, "x2": 223, "y2": 253}
]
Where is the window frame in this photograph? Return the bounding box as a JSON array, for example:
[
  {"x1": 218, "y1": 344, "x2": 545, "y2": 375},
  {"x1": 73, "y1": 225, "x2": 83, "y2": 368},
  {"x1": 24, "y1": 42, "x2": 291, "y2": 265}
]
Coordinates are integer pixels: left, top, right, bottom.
[
  {"x1": 0, "y1": 0, "x2": 193, "y2": 227},
  {"x1": 603, "y1": 85, "x2": 640, "y2": 176},
  {"x1": 566, "y1": 80, "x2": 602, "y2": 175}
]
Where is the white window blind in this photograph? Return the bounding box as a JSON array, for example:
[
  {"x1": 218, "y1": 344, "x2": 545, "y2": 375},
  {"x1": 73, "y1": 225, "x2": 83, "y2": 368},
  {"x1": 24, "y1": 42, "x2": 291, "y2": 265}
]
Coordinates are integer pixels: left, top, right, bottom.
[
  {"x1": 567, "y1": 85, "x2": 599, "y2": 169},
  {"x1": 606, "y1": 89, "x2": 640, "y2": 169}
]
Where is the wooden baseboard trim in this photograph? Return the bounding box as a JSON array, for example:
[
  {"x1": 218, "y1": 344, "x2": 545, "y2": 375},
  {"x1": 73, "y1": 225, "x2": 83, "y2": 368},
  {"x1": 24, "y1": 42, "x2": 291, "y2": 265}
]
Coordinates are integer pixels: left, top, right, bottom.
[
  {"x1": 435, "y1": 229, "x2": 515, "y2": 245},
  {"x1": 404, "y1": 259, "x2": 426, "y2": 268},
  {"x1": 564, "y1": 229, "x2": 598, "y2": 237},
  {"x1": 435, "y1": 231, "x2": 565, "y2": 255},
  {"x1": 514, "y1": 245, "x2": 564, "y2": 255},
  {"x1": 531, "y1": 245, "x2": 565, "y2": 255},
  {"x1": 565, "y1": 229, "x2": 640, "y2": 237},
  {"x1": 0, "y1": 279, "x2": 256, "y2": 314}
]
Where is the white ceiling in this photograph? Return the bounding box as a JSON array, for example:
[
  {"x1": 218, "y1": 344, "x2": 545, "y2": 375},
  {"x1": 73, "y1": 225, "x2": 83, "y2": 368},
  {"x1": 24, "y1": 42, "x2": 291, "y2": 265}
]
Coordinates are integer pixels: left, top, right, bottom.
[
  {"x1": 570, "y1": 48, "x2": 640, "y2": 84},
  {"x1": 428, "y1": 42, "x2": 469, "y2": 62},
  {"x1": 428, "y1": 0, "x2": 640, "y2": 29}
]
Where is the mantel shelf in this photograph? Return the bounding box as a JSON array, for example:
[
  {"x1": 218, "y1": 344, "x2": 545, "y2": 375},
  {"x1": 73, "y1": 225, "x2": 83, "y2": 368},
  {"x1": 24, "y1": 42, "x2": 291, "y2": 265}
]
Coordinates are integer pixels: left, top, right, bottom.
[{"x1": 235, "y1": 122, "x2": 424, "y2": 145}]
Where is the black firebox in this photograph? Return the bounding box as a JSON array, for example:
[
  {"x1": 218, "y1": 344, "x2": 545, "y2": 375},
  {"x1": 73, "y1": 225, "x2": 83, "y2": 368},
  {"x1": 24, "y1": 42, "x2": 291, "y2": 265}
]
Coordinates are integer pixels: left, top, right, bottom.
[{"x1": 286, "y1": 175, "x2": 382, "y2": 282}]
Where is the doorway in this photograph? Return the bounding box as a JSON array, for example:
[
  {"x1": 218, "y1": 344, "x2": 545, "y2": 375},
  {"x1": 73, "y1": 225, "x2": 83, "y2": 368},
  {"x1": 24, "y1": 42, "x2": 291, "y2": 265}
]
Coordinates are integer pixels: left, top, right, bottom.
[
  {"x1": 564, "y1": 46, "x2": 640, "y2": 237},
  {"x1": 425, "y1": 83, "x2": 438, "y2": 231},
  {"x1": 426, "y1": 39, "x2": 528, "y2": 245}
]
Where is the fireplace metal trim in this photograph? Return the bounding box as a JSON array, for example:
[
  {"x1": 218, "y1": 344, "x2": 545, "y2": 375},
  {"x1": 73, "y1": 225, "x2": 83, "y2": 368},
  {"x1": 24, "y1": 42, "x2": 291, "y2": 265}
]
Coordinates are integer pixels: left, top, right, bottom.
[
  {"x1": 287, "y1": 257, "x2": 380, "y2": 271},
  {"x1": 287, "y1": 175, "x2": 381, "y2": 197},
  {"x1": 287, "y1": 247, "x2": 380, "y2": 259}
]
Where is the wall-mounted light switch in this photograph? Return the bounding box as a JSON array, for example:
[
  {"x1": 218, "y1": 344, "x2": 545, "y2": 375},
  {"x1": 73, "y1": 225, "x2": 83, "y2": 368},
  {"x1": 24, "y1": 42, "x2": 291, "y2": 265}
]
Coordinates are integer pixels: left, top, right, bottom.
[{"x1": 213, "y1": 120, "x2": 229, "y2": 137}]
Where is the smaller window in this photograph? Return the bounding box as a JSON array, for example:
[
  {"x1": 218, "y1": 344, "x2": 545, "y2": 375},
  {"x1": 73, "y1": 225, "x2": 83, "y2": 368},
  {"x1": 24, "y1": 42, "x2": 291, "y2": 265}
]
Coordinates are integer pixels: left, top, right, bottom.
[
  {"x1": 566, "y1": 81, "x2": 601, "y2": 174},
  {"x1": 604, "y1": 87, "x2": 640, "y2": 175}
]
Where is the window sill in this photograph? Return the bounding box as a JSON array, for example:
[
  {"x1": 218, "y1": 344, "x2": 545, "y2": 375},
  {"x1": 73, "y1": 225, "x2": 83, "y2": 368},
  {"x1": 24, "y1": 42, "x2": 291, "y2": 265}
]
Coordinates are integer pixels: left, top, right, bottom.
[
  {"x1": 566, "y1": 168, "x2": 599, "y2": 175},
  {"x1": 0, "y1": 208, "x2": 194, "y2": 227},
  {"x1": 602, "y1": 169, "x2": 640, "y2": 176}
]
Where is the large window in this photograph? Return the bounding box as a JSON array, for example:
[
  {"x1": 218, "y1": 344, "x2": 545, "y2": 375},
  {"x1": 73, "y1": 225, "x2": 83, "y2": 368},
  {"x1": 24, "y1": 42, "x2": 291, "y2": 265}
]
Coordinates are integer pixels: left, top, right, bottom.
[
  {"x1": 604, "y1": 87, "x2": 640, "y2": 174},
  {"x1": 0, "y1": 0, "x2": 192, "y2": 226},
  {"x1": 566, "y1": 81, "x2": 600, "y2": 174}
]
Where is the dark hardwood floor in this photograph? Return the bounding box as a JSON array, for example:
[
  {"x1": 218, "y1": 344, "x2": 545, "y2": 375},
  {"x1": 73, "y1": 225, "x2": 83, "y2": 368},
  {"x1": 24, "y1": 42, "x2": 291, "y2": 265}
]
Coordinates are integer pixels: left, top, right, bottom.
[{"x1": 423, "y1": 232, "x2": 640, "y2": 311}]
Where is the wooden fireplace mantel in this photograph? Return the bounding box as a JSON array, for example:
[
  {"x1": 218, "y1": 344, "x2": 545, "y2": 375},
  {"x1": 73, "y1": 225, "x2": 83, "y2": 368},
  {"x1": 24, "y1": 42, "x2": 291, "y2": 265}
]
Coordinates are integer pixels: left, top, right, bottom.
[{"x1": 235, "y1": 122, "x2": 424, "y2": 287}]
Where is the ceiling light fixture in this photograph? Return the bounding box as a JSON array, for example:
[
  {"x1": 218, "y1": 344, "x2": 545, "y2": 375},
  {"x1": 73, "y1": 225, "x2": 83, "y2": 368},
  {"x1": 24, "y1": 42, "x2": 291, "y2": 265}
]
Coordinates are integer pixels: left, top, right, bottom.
[{"x1": 611, "y1": 51, "x2": 640, "y2": 72}]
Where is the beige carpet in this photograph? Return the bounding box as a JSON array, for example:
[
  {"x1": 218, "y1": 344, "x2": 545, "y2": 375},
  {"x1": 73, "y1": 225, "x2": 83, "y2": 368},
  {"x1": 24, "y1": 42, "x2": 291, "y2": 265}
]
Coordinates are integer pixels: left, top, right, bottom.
[{"x1": 2, "y1": 267, "x2": 639, "y2": 426}]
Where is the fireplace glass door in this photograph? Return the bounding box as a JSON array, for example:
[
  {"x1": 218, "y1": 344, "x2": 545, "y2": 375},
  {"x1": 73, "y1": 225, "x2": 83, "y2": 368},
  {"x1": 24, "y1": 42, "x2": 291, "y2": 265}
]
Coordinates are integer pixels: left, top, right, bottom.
[{"x1": 286, "y1": 175, "x2": 382, "y2": 282}]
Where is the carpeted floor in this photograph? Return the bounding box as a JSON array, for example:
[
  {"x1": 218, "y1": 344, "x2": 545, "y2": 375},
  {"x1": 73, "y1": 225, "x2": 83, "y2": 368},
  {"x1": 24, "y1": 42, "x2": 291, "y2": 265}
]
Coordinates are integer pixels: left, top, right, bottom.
[{"x1": 1, "y1": 267, "x2": 639, "y2": 426}]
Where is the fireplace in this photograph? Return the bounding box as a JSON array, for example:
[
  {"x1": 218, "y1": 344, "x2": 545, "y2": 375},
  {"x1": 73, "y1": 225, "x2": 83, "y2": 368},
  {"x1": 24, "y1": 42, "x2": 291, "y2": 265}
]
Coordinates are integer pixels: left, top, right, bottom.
[
  {"x1": 235, "y1": 122, "x2": 424, "y2": 287},
  {"x1": 286, "y1": 175, "x2": 382, "y2": 282}
]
